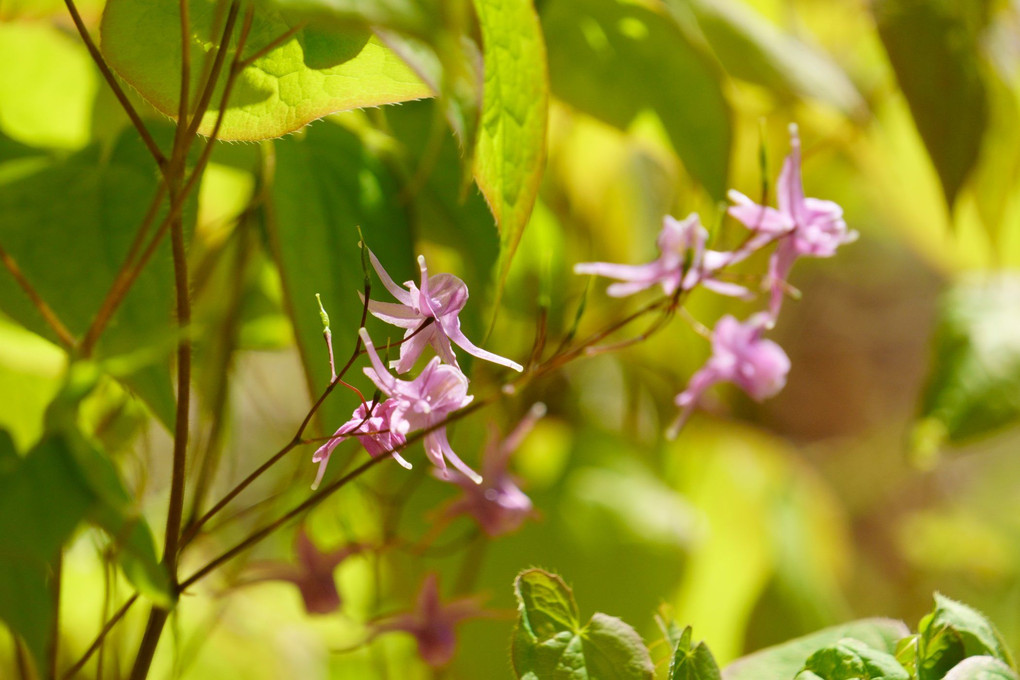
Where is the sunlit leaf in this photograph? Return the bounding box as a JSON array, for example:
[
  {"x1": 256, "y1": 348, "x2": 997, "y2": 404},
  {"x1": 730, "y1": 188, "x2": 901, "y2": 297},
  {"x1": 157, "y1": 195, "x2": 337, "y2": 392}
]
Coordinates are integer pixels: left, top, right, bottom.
[
  {"x1": 723, "y1": 619, "x2": 910, "y2": 680},
  {"x1": 670, "y1": 626, "x2": 723, "y2": 680},
  {"x1": 541, "y1": 0, "x2": 730, "y2": 199},
  {"x1": 667, "y1": 0, "x2": 865, "y2": 118},
  {"x1": 917, "y1": 593, "x2": 1014, "y2": 680},
  {"x1": 100, "y1": 0, "x2": 432, "y2": 141},
  {"x1": 915, "y1": 274, "x2": 1020, "y2": 450},
  {"x1": 512, "y1": 568, "x2": 654, "y2": 680},
  {"x1": 797, "y1": 638, "x2": 909, "y2": 680},
  {"x1": 0, "y1": 22, "x2": 97, "y2": 149},
  {"x1": 472, "y1": 0, "x2": 549, "y2": 303},
  {"x1": 873, "y1": 0, "x2": 989, "y2": 207},
  {"x1": 944, "y1": 656, "x2": 1019, "y2": 680}
]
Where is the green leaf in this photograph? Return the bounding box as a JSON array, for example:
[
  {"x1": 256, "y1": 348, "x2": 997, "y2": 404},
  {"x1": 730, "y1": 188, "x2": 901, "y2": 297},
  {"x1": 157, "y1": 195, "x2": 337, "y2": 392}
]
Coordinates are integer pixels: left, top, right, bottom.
[
  {"x1": 512, "y1": 568, "x2": 654, "y2": 680},
  {"x1": 100, "y1": 0, "x2": 432, "y2": 142},
  {"x1": 723, "y1": 619, "x2": 910, "y2": 680},
  {"x1": 917, "y1": 593, "x2": 1014, "y2": 680},
  {"x1": 914, "y1": 275, "x2": 1020, "y2": 449},
  {"x1": 670, "y1": 626, "x2": 723, "y2": 680},
  {"x1": 514, "y1": 568, "x2": 581, "y2": 638},
  {"x1": 0, "y1": 128, "x2": 193, "y2": 429},
  {"x1": 798, "y1": 638, "x2": 909, "y2": 680},
  {"x1": 873, "y1": 0, "x2": 989, "y2": 207},
  {"x1": 472, "y1": 0, "x2": 549, "y2": 303},
  {"x1": 668, "y1": 0, "x2": 865, "y2": 118},
  {"x1": 0, "y1": 21, "x2": 98, "y2": 149},
  {"x1": 267, "y1": 122, "x2": 416, "y2": 435},
  {"x1": 944, "y1": 656, "x2": 1020, "y2": 680},
  {"x1": 0, "y1": 435, "x2": 95, "y2": 668},
  {"x1": 541, "y1": 0, "x2": 730, "y2": 199}
]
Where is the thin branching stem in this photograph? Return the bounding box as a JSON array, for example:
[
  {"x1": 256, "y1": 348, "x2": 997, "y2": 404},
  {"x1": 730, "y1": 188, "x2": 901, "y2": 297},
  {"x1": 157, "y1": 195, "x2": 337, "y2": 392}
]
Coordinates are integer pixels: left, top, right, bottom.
[
  {"x1": 62, "y1": 0, "x2": 167, "y2": 170},
  {"x1": 62, "y1": 595, "x2": 138, "y2": 680},
  {"x1": 0, "y1": 243, "x2": 75, "y2": 348}
]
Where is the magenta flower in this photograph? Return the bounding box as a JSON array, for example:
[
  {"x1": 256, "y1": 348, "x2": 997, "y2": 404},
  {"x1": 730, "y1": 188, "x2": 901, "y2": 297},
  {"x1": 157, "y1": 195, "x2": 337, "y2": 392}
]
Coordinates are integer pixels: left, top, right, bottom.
[
  {"x1": 360, "y1": 328, "x2": 481, "y2": 483},
  {"x1": 243, "y1": 527, "x2": 364, "y2": 615},
  {"x1": 437, "y1": 403, "x2": 544, "y2": 537},
  {"x1": 574, "y1": 214, "x2": 752, "y2": 299},
  {"x1": 311, "y1": 399, "x2": 410, "y2": 490},
  {"x1": 727, "y1": 124, "x2": 857, "y2": 318},
  {"x1": 370, "y1": 573, "x2": 487, "y2": 667},
  {"x1": 364, "y1": 249, "x2": 523, "y2": 374},
  {"x1": 671, "y1": 314, "x2": 790, "y2": 435}
]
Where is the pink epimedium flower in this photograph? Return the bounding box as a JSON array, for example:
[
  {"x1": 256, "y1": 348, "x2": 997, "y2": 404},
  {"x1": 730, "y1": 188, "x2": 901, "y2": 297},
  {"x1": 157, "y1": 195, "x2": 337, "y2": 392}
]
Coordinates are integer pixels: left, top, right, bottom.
[
  {"x1": 242, "y1": 527, "x2": 364, "y2": 615},
  {"x1": 727, "y1": 124, "x2": 858, "y2": 317},
  {"x1": 311, "y1": 399, "x2": 410, "y2": 490},
  {"x1": 574, "y1": 214, "x2": 753, "y2": 300},
  {"x1": 671, "y1": 314, "x2": 790, "y2": 435},
  {"x1": 370, "y1": 573, "x2": 488, "y2": 668},
  {"x1": 363, "y1": 249, "x2": 523, "y2": 374},
  {"x1": 360, "y1": 328, "x2": 481, "y2": 483},
  {"x1": 436, "y1": 403, "x2": 544, "y2": 537}
]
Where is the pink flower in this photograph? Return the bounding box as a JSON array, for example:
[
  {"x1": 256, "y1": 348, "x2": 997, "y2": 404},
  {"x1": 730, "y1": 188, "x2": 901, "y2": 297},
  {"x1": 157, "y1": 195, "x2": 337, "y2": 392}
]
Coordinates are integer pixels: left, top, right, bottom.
[
  {"x1": 370, "y1": 573, "x2": 487, "y2": 667},
  {"x1": 243, "y1": 527, "x2": 363, "y2": 615},
  {"x1": 364, "y1": 249, "x2": 523, "y2": 374},
  {"x1": 360, "y1": 328, "x2": 481, "y2": 483},
  {"x1": 727, "y1": 124, "x2": 857, "y2": 318},
  {"x1": 574, "y1": 214, "x2": 752, "y2": 299},
  {"x1": 311, "y1": 399, "x2": 410, "y2": 490},
  {"x1": 671, "y1": 314, "x2": 790, "y2": 435},
  {"x1": 437, "y1": 403, "x2": 544, "y2": 537}
]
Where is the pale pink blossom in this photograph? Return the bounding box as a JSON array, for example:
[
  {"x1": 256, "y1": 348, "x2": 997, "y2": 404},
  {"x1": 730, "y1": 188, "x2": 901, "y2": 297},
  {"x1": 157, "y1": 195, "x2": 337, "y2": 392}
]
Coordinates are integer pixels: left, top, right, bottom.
[
  {"x1": 360, "y1": 328, "x2": 480, "y2": 483},
  {"x1": 242, "y1": 527, "x2": 363, "y2": 615},
  {"x1": 671, "y1": 314, "x2": 790, "y2": 435},
  {"x1": 311, "y1": 400, "x2": 410, "y2": 490},
  {"x1": 574, "y1": 214, "x2": 752, "y2": 299},
  {"x1": 727, "y1": 124, "x2": 857, "y2": 318},
  {"x1": 437, "y1": 403, "x2": 544, "y2": 536},
  {"x1": 364, "y1": 249, "x2": 523, "y2": 373},
  {"x1": 370, "y1": 573, "x2": 487, "y2": 667}
]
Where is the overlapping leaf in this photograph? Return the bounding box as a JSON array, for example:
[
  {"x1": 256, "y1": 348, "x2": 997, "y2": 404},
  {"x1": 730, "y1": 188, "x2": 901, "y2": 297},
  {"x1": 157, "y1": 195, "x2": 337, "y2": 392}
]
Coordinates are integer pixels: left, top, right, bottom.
[
  {"x1": 541, "y1": 0, "x2": 730, "y2": 199},
  {"x1": 512, "y1": 568, "x2": 654, "y2": 680},
  {"x1": 101, "y1": 0, "x2": 433, "y2": 141}
]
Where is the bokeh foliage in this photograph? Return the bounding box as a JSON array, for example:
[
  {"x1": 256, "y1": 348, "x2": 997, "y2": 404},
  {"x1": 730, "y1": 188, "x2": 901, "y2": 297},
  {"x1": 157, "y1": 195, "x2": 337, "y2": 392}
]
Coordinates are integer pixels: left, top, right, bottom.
[{"x1": 1, "y1": 0, "x2": 1020, "y2": 678}]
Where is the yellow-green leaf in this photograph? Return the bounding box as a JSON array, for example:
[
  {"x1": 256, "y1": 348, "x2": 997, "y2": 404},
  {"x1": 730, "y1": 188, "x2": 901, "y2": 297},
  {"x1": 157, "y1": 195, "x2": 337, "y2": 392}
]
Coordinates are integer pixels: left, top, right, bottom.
[{"x1": 100, "y1": 0, "x2": 433, "y2": 141}]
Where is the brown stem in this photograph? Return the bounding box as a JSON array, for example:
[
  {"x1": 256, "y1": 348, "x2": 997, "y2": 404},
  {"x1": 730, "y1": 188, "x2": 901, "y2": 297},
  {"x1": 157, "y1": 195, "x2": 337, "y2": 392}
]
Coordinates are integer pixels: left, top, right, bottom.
[
  {"x1": 78, "y1": 185, "x2": 168, "y2": 357},
  {"x1": 179, "y1": 319, "x2": 435, "y2": 548},
  {"x1": 129, "y1": 8, "x2": 251, "y2": 680},
  {"x1": 0, "y1": 243, "x2": 75, "y2": 349},
  {"x1": 62, "y1": 0, "x2": 167, "y2": 170}
]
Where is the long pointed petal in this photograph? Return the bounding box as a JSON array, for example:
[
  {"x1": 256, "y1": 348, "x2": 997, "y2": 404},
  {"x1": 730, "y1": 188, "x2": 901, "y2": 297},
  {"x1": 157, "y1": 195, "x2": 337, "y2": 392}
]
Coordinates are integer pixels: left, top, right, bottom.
[
  {"x1": 359, "y1": 328, "x2": 396, "y2": 392},
  {"x1": 441, "y1": 317, "x2": 522, "y2": 372},
  {"x1": 368, "y1": 248, "x2": 414, "y2": 305}
]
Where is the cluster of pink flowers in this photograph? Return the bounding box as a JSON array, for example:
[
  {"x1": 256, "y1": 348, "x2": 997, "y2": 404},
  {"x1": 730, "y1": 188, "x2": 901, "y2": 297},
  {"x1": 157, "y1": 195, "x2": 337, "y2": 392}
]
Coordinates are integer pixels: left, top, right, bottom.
[
  {"x1": 576, "y1": 124, "x2": 857, "y2": 431},
  {"x1": 312, "y1": 252, "x2": 524, "y2": 490}
]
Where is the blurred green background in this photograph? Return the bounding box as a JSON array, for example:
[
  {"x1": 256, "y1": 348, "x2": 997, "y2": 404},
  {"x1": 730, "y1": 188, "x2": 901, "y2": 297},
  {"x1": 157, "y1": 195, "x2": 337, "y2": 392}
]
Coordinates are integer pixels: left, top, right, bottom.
[{"x1": 2, "y1": 0, "x2": 1020, "y2": 678}]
